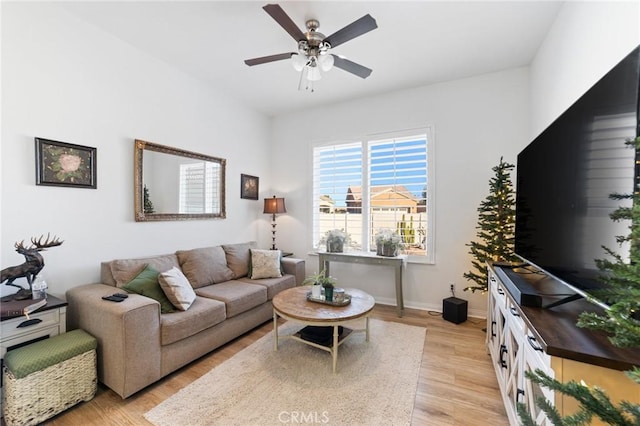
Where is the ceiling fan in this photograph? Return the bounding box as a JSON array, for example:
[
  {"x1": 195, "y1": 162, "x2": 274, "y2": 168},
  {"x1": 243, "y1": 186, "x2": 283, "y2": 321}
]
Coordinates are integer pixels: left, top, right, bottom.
[{"x1": 244, "y1": 4, "x2": 378, "y2": 90}]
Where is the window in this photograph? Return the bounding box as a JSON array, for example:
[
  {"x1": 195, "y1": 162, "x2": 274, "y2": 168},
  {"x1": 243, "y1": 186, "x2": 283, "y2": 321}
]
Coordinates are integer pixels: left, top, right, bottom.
[
  {"x1": 312, "y1": 129, "x2": 434, "y2": 262},
  {"x1": 179, "y1": 161, "x2": 221, "y2": 214}
]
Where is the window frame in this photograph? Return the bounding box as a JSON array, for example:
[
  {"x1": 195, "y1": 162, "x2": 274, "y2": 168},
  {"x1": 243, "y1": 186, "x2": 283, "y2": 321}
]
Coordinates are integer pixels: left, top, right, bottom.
[{"x1": 311, "y1": 127, "x2": 435, "y2": 264}]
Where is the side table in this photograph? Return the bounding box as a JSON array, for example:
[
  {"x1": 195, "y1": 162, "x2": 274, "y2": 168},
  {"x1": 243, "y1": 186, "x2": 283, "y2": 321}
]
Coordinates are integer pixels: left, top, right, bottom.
[{"x1": 0, "y1": 295, "x2": 67, "y2": 413}]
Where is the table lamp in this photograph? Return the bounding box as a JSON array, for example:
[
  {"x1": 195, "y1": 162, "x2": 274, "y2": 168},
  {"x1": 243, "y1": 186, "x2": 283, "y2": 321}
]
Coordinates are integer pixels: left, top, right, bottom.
[{"x1": 263, "y1": 195, "x2": 286, "y2": 250}]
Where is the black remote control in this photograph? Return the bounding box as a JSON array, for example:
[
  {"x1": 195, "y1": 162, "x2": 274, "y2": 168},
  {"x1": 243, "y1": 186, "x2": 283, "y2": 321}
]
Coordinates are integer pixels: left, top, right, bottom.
[{"x1": 102, "y1": 295, "x2": 124, "y2": 302}]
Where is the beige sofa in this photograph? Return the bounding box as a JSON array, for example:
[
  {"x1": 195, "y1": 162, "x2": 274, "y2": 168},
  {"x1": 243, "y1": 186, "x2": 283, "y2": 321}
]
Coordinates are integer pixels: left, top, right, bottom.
[{"x1": 66, "y1": 242, "x2": 305, "y2": 398}]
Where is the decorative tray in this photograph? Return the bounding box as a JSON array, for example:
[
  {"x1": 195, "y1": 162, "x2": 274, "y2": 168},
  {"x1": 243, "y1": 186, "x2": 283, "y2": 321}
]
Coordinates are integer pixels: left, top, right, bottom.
[{"x1": 306, "y1": 292, "x2": 351, "y2": 307}]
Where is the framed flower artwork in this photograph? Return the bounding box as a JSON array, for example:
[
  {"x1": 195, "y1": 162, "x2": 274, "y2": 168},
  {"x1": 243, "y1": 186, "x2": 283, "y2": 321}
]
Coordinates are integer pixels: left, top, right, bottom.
[
  {"x1": 35, "y1": 137, "x2": 97, "y2": 188},
  {"x1": 240, "y1": 174, "x2": 259, "y2": 200}
]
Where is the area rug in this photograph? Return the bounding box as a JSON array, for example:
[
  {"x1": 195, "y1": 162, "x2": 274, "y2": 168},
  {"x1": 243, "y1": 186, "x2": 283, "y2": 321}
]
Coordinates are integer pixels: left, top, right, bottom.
[{"x1": 144, "y1": 319, "x2": 426, "y2": 426}]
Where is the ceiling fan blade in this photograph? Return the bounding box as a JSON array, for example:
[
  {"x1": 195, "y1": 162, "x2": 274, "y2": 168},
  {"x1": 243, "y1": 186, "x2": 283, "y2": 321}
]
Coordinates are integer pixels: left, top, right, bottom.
[
  {"x1": 324, "y1": 14, "x2": 378, "y2": 48},
  {"x1": 245, "y1": 52, "x2": 294, "y2": 66},
  {"x1": 263, "y1": 4, "x2": 306, "y2": 42},
  {"x1": 332, "y1": 55, "x2": 373, "y2": 79}
]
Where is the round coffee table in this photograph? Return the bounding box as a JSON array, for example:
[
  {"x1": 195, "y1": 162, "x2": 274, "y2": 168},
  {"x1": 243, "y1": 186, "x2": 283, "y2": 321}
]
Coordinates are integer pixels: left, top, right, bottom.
[{"x1": 272, "y1": 286, "x2": 375, "y2": 373}]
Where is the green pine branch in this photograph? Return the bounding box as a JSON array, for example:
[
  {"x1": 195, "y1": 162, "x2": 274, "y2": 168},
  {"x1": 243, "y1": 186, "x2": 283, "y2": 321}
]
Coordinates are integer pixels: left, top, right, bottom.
[{"x1": 521, "y1": 369, "x2": 638, "y2": 425}]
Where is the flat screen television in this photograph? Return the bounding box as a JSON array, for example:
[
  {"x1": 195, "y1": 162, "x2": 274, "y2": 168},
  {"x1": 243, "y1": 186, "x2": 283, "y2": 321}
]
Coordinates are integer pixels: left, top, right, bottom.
[{"x1": 514, "y1": 45, "x2": 640, "y2": 308}]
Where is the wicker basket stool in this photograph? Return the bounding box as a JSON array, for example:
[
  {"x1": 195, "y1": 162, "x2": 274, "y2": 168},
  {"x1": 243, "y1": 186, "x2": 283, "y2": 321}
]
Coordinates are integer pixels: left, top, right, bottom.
[{"x1": 2, "y1": 329, "x2": 97, "y2": 426}]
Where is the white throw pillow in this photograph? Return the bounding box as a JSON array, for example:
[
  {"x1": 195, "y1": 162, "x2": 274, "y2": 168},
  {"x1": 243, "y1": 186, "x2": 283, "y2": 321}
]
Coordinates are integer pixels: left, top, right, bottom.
[
  {"x1": 250, "y1": 249, "x2": 282, "y2": 280},
  {"x1": 158, "y1": 267, "x2": 197, "y2": 311}
]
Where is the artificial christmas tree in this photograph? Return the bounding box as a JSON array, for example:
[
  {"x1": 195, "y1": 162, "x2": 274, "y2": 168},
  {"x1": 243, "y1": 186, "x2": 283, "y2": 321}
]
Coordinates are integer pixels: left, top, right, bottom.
[
  {"x1": 463, "y1": 157, "x2": 519, "y2": 292},
  {"x1": 143, "y1": 185, "x2": 155, "y2": 214}
]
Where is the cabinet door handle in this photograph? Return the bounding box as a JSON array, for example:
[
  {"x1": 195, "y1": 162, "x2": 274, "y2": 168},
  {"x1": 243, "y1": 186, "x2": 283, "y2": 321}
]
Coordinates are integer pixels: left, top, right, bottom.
[
  {"x1": 491, "y1": 321, "x2": 497, "y2": 337},
  {"x1": 499, "y1": 345, "x2": 508, "y2": 369},
  {"x1": 517, "y1": 388, "x2": 525, "y2": 403},
  {"x1": 527, "y1": 335, "x2": 543, "y2": 352},
  {"x1": 17, "y1": 318, "x2": 42, "y2": 328},
  {"x1": 509, "y1": 307, "x2": 520, "y2": 317},
  {"x1": 497, "y1": 287, "x2": 505, "y2": 295}
]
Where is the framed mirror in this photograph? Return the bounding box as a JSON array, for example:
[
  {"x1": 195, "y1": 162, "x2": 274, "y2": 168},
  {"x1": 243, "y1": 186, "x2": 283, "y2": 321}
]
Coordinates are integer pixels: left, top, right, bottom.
[{"x1": 134, "y1": 139, "x2": 226, "y2": 221}]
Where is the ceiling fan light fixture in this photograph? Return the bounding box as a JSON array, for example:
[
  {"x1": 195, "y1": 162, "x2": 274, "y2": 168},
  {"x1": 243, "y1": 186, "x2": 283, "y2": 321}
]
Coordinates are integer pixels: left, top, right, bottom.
[
  {"x1": 245, "y1": 4, "x2": 378, "y2": 91},
  {"x1": 291, "y1": 53, "x2": 307, "y2": 71},
  {"x1": 318, "y1": 53, "x2": 334, "y2": 72},
  {"x1": 306, "y1": 66, "x2": 322, "y2": 81}
]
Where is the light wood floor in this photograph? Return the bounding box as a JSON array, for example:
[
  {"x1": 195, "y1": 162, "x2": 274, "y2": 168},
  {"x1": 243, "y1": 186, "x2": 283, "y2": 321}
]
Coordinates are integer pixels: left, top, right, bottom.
[{"x1": 40, "y1": 305, "x2": 508, "y2": 426}]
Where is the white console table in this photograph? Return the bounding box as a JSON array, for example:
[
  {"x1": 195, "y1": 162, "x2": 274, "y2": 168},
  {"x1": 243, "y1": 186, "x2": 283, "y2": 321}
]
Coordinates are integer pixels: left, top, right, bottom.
[{"x1": 318, "y1": 252, "x2": 406, "y2": 317}]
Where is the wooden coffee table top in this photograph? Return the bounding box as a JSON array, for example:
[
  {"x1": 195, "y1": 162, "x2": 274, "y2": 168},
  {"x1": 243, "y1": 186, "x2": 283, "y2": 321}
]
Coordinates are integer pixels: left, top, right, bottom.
[{"x1": 273, "y1": 286, "x2": 375, "y2": 323}]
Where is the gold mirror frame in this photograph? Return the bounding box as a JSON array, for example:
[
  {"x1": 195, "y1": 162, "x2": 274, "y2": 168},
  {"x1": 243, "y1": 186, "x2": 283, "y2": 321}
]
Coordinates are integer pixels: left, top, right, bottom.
[{"x1": 134, "y1": 139, "x2": 226, "y2": 221}]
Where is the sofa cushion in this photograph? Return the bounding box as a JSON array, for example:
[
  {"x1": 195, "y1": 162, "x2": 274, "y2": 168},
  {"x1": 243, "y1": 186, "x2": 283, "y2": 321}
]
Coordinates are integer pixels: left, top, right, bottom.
[
  {"x1": 249, "y1": 249, "x2": 282, "y2": 279},
  {"x1": 195, "y1": 281, "x2": 267, "y2": 318},
  {"x1": 159, "y1": 267, "x2": 197, "y2": 311},
  {"x1": 121, "y1": 264, "x2": 175, "y2": 314},
  {"x1": 110, "y1": 254, "x2": 180, "y2": 288},
  {"x1": 176, "y1": 246, "x2": 235, "y2": 288},
  {"x1": 160, "y1": 296, "x2": 226, "y2": 345},
  {"x1": 238, "y1": 274, "x2": 296, "y2": 300},
  {"x1": 222, "y1": 242, "x2": 256, "y2": 279}
]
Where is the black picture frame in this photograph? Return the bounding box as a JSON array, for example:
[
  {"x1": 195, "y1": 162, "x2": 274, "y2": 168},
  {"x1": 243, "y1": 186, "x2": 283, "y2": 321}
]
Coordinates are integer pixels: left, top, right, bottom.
[
  {"x1": 35, "y1": 138, "x2": 97, "y2": 188},
  {"x1": 241, "y1": 174, "x2": 259, "y2": 200}
]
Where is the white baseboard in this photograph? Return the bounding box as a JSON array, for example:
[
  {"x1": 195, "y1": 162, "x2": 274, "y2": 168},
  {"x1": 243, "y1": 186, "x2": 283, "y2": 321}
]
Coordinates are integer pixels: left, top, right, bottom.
[{"x1": 373, "y1": 297, "x2": 486, "y2": 319}]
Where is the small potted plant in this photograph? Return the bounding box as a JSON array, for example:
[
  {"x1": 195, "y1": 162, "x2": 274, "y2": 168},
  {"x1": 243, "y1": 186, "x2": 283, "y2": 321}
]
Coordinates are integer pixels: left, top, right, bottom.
[
  {"x1": 374, "y1": 228, "x2": 403, "y2": 257},
  {"x1": 302, "y1": 270, "x2": 336, "y2": 300},
  {"x1": 319, "y1": 229, "x2": 349, "y2": 253}
]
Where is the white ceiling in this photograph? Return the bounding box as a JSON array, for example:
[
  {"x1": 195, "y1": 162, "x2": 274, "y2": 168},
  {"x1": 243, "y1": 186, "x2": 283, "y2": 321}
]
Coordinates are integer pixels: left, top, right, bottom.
[{"x1": 59, "y1": 1, "x2": 563, "y2": 117}]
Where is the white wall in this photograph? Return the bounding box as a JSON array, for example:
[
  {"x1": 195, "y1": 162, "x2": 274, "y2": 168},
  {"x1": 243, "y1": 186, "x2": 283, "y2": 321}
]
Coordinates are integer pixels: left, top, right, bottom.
[
  {"x1": 530, "y1": 1, "x2": 640, "y2": 138},
  {"x1": 270, "y1": 2, "x2": 637, "y2": 316},
  {"x1": 272, "y1": 68, "x2": 530, "y2": 316},
  {"x1": 3, "y1": 1, "x2": 637, "y2": 317},
  {"x1": 1, "y1": 3, "x2": 272, "y2": 298}
]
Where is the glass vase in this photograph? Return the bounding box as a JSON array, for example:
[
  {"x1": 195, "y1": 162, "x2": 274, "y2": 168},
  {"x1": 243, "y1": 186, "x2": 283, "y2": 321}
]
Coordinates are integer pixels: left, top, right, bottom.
[
  {"x1": 32, "y1": 275, "x2": 48, "y2": 300},
  {"x1": 324, "y1": 286, "x2": 334, "y2": 302}
]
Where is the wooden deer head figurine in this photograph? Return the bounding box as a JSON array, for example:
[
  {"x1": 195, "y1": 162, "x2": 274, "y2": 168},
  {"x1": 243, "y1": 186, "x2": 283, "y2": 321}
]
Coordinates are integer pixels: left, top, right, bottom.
[{"x1": 1, "y1": 233, "x2": 63, "y2": 299}]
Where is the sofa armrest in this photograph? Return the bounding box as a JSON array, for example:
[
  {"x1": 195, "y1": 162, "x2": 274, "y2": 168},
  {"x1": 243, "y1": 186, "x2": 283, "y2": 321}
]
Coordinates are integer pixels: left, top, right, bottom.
[
  {"x1": 66, "y1": 283, "x2": 162, "y2": 398},
  {"x1": 281, "y1": 257, "x2": 305, "y2": 286}
]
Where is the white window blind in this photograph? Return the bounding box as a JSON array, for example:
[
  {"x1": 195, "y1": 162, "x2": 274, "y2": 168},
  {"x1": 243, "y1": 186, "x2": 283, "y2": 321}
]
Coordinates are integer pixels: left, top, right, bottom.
[
  {"x1": 313, "y1": 142, "x2": 363, "y2": 249},
  {"x1": 179, "y1": 162, "x2": 221, "y2": 214},
  {"x1": 368, "y1": 136, "x2": 428, "y2": 253},
  {"x1": 312, "y1": 129, "x2": 434, "y2": 262}
]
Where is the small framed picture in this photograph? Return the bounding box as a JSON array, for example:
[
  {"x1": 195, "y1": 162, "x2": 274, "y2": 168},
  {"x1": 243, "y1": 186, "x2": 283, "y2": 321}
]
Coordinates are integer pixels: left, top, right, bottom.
[
  {"x1": 35, "y1": 138, "x2": 97, "y2": 188},
  {"x1": 241, "y1": 174, "x2": 259, "y2": 200}
]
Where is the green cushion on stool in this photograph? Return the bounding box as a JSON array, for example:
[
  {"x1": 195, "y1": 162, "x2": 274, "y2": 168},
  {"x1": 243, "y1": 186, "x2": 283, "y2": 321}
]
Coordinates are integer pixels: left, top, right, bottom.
[{"x1": 4, "y1": 329, "x2": 97, "y2": 379}]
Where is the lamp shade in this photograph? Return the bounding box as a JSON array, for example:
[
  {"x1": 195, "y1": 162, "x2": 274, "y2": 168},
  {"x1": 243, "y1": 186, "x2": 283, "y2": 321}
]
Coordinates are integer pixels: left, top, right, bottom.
[
  {"x1": 291, "y1": 53, "x2": 307, "y2": 72},
  {"x1": 263, "y1": 196, "x2": 286, "y2": 214},
  {"x1": 306, "y1": 66, "x2": 322, "y2": 81},
  {"x1": 318, "y1": 53, "x2": 334, "y2": 72}
]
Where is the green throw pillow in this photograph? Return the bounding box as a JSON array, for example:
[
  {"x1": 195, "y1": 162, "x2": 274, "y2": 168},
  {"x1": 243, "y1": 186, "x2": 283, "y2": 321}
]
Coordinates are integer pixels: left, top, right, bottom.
[{"x1": 122, "y1": 264, "x2": 175, "y2": 313}]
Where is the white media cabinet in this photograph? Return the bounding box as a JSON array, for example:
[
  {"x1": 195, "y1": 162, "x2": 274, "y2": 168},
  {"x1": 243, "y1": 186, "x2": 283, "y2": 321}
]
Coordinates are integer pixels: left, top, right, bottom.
[{"x1": 486, "y1": 264, "x2": 639, "y2": 425}]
